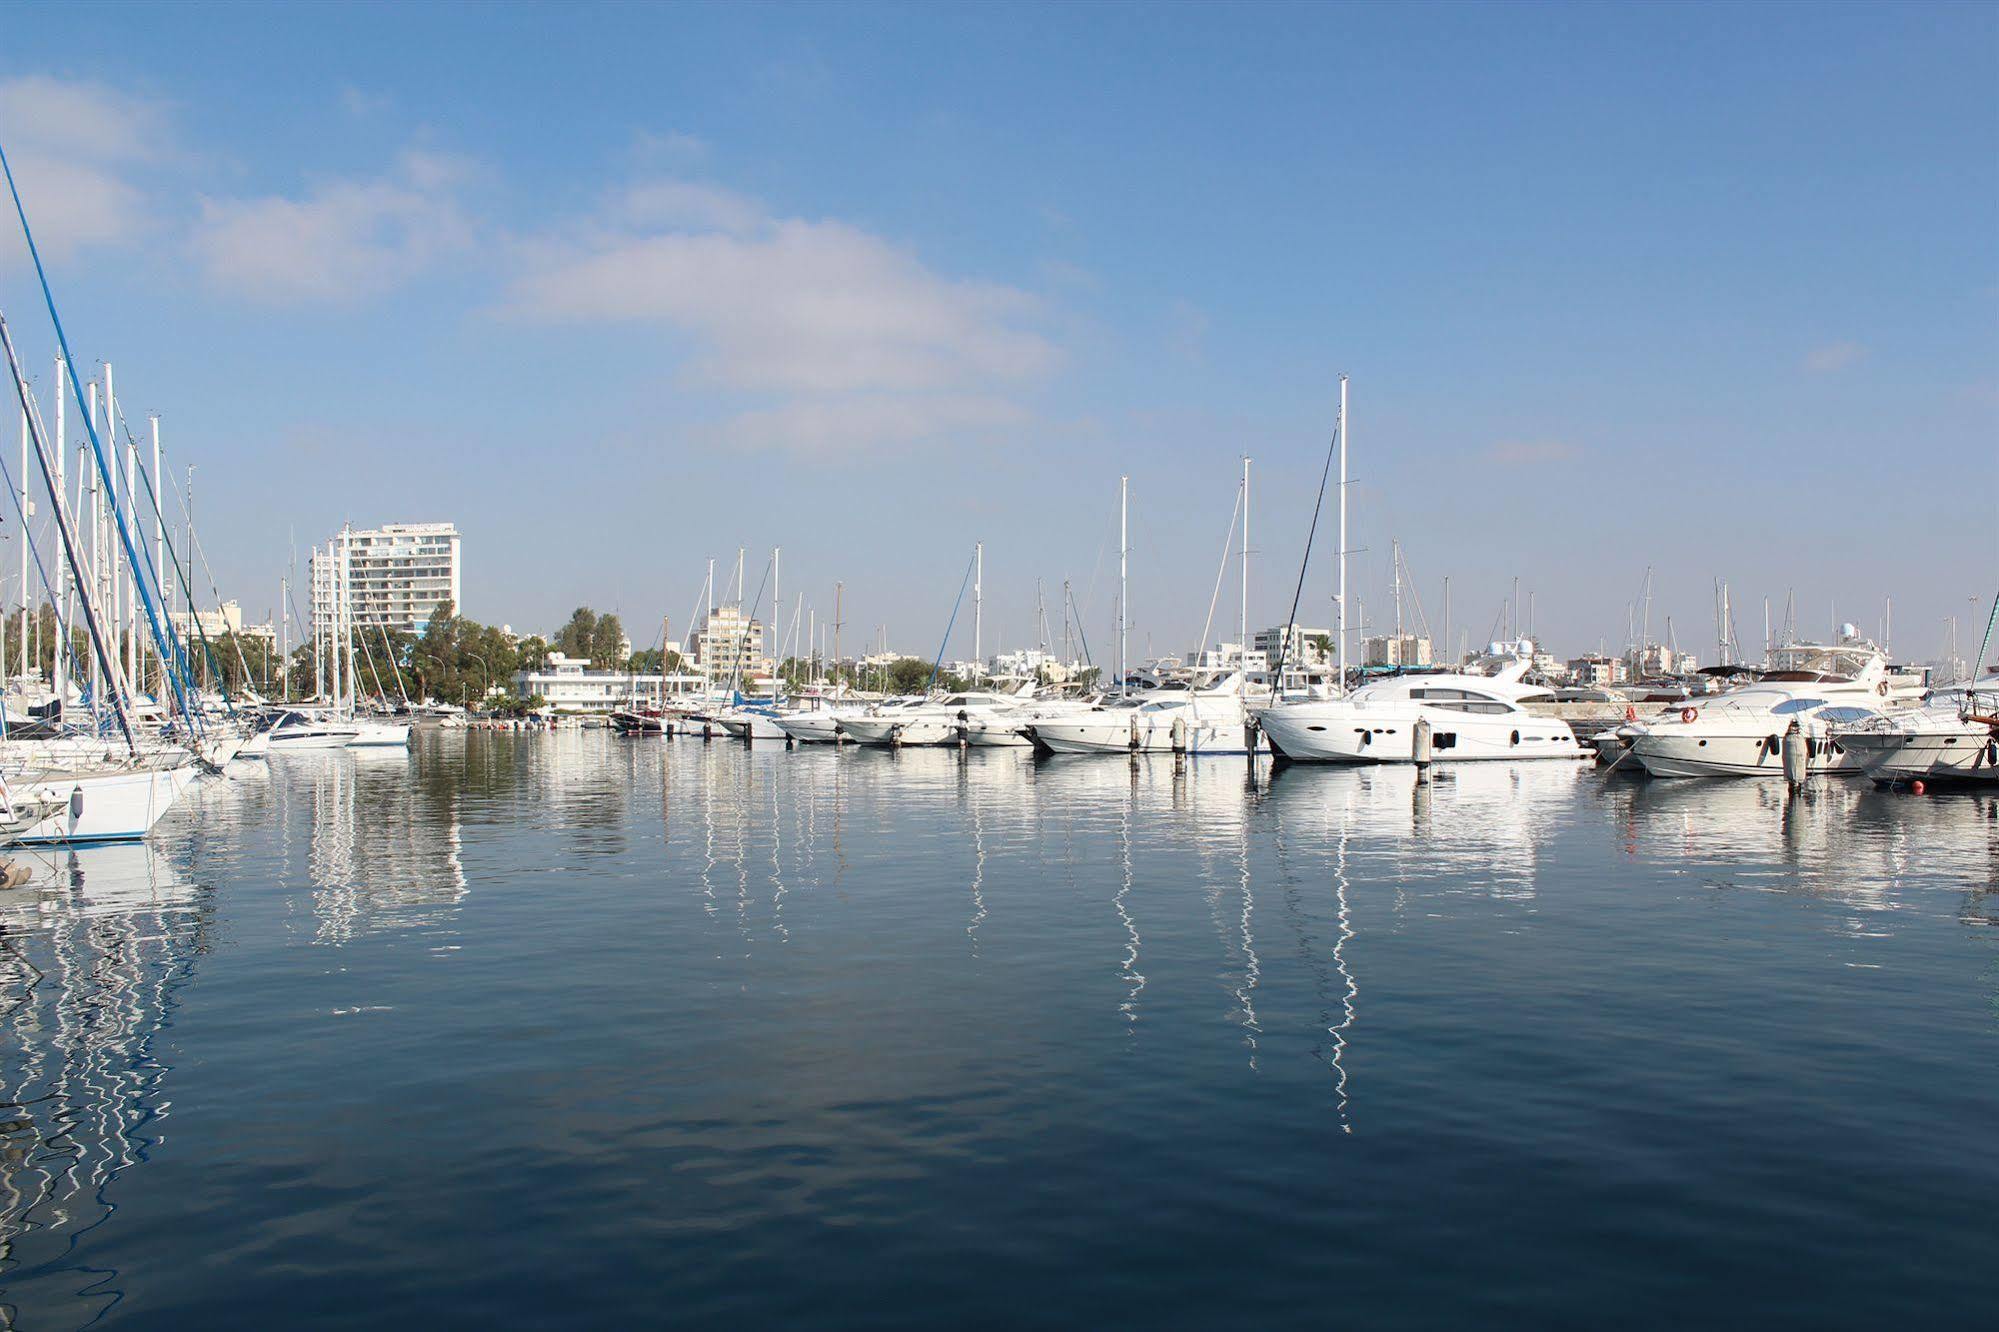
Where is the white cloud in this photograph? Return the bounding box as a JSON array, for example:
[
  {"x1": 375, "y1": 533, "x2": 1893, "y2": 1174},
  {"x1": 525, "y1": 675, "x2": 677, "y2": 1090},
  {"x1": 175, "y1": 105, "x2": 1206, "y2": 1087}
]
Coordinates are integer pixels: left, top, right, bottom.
[
  {"x1": 1803, "y1": 341, "x2": 1866, "y2": 373},
  {"x1": 191, "y1": 150, "x2": 475, "y2": 303},
  {"x1": 0, "y1": 76, "x2": 171, "y2": 264},
  {"x1": 612, "y1": 180, "x2": 764, "y2": 235},
  {"x1": 1486, "y1": 439, "x2": 1581, "y2": 466},
  {"x1": 506, "y1": 180, "x2": 1058, "y2": 455}
]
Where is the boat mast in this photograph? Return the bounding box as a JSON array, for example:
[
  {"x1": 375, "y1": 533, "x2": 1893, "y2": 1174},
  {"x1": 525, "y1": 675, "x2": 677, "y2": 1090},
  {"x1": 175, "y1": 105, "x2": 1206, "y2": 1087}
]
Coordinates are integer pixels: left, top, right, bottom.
[
  {"x1": 1117, "y1": 475, "x2": 1128, "y2": 696},
  {"x1": 1239, "y1": 455, "x2": 1250, "y2": 674},
  {"x1": 1336, "y1": 374, "x2": 1348, "y2": 696},
  {"x1": 52, "y1": 357, "x2": 65, "y2": 705},
  {"x1": 280, "y1": 575, "x2": 289, "y2": 702},
  {"x1": 973, "y1": 540, "x2": 983, "y2": 672},
  {"x1": 15, "y1": 402, "x2": 25, "y2": 680}
]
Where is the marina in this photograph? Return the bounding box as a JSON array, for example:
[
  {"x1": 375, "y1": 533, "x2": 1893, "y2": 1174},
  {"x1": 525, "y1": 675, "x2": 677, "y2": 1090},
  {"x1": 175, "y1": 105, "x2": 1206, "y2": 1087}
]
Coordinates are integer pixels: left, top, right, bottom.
[{"x1": 0, "y1": 2, "x2": 1994, "y2": 1325}]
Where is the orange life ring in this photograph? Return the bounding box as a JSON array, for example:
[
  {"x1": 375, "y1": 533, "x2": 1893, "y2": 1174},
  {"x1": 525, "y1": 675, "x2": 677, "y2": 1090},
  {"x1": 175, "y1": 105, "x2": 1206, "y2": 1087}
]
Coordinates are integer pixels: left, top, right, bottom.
[
  {"x1": 1680, "y1": 707, "x2": 1698, "y2": 723},
  {"x1": 1624, "y1": 705, "x2": 1637, "y2": 722}
]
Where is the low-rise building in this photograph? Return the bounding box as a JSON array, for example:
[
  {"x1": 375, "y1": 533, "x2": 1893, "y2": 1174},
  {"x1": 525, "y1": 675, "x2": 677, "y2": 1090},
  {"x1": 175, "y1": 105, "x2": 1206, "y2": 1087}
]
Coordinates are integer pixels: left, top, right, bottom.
[
  {"x1": 1363, "y1": 633, "x2": 1432, "y2": 669},
  {"x1": 1254, "y1": 623, "x2": 1330, "y2": 668},
  {"x1": 513, "y1": 652, "x2": 706, "y2": 713},
  {"x1": 1567, "y1": 654, "x2": 1628, "y2": 686}
]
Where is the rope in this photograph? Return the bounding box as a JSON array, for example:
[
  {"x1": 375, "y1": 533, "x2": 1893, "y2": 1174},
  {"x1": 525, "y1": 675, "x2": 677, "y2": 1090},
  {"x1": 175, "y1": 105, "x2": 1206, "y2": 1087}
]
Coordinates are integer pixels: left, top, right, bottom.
[{"x1": 1270, "y1": 408, "x2": 1342, "y2": 692}]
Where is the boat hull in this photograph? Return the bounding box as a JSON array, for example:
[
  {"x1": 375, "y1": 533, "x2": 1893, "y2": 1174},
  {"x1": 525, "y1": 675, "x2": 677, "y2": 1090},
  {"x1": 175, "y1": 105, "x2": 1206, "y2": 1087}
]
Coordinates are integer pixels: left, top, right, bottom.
[
  {"x1": 1255, "y1": 703, "x2": 1586, "y2": 765},
  {"x1": 1631, "y1": 731, "x2": 1854, "y2": 779},
  {"x1": 8, "y1": 763, "x2": 200, "y2": 845},
  {"x1": 1838, "y1": 730, "x2": 1999, "y2": 784}
]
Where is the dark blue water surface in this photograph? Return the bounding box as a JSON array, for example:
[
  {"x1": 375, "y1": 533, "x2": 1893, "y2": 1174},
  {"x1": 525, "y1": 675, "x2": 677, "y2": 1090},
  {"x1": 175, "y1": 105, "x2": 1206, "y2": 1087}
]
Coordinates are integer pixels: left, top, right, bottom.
[{"x1": 2, "y1": 732, "x2": 1994, "y2": 1328}]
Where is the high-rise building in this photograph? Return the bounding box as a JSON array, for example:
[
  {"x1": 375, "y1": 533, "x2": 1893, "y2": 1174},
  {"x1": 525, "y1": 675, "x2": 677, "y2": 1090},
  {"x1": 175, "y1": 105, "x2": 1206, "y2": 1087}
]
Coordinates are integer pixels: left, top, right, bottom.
[
  {"x1": 311, "y1": 522, "x2": 461, "y2": 640},
  {"x1": 690, "y1": 603, "x2": 767, "y2": 685}
]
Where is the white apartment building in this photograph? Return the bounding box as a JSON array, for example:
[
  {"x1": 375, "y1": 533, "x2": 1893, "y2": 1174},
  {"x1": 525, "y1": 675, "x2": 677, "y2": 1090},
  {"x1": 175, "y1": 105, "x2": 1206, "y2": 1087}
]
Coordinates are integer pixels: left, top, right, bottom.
[
  {"x1": 1253, "y1": 624, "x2": 1330, "y2": 668},
  {"x1": 1364, "y1": 633, "x2": 1434, "y2": 669},
  {"x1": 690, "y1": 604, "x2": 768, "y2": 685},
  {"x1": 311, "y1": 522, "x2": 462, "y2": 641},
  {"x1": 169, "y1": 599, "x2": 277, "y2": 644}
]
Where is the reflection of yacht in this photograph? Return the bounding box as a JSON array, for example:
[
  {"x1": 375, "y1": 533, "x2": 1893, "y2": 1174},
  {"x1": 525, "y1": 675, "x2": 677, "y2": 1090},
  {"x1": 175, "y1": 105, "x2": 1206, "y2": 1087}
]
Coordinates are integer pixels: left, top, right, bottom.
[
  {"x1": 1257, "y1": 662, "x2": 1587, "y2": 764},
  {"x1": 1835, "y1": 674, "x2": 1999, "y2": 785},
  {"x1": 0, "y1": 842, "x2": 206, "y2": 1321}
]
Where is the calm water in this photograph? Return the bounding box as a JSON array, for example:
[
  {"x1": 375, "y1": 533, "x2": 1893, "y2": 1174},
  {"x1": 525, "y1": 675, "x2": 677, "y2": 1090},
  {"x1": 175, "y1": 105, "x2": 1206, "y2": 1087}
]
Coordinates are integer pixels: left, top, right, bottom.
[{"x1": 2, "y1": 733, "x2": 1995, "y2": 1328}]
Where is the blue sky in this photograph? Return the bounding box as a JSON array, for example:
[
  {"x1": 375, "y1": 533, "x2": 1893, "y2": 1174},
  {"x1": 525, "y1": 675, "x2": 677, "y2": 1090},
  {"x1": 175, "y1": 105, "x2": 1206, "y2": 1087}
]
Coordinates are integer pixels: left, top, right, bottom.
[{"x1": 0, "y1": 0, "x2": 1993, "y2": 665}]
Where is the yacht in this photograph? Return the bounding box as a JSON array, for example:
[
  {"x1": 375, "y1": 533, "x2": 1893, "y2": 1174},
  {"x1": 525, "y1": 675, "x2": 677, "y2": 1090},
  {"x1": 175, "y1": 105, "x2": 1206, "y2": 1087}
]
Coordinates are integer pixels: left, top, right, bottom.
[
  {"x1": 1628, "y1": 635, "x2": 1917, "y2": 779},
  {"x1": 837, "y1": 692, "x2": 1023, "y2": 747},
  {"x1": 1, "y1": 757, "x2": 203, "y2": 845},
  {"x1": 253, "y1": 707, "x2": 364, "y2": 751},
  {"x1": 1255, "y1": 662, "x2": 1588, "y2": 764},
  {"x1": 1025, "y1": 674, "x2": 1262, "y2": 755},
  {"x1": 1834, "y1": 673, "x2": 1999, "y2": 785}
]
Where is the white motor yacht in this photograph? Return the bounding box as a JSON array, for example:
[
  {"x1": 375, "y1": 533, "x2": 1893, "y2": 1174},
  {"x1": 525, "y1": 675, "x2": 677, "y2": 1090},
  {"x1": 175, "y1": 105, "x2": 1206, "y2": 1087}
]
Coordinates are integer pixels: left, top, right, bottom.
[
  {"x1": 258, "y1": 708, "x2": 364, "y2": 751},
  {"x1": 1629, "y1": 637, "x2": 1917, "y2": 779},
  {"x1": 837, "y1": 692, "x2": 1021, "y2": 747},
  {"x1": 1834, "y1": 674, "x2": 1999, "y2": 785},
  {"x1": 1026, "y1": 675, "x2": 1262, "y2": 755},
  {"x1": 1255, "y1": 662, "x2": 1588, "y2": 764}
]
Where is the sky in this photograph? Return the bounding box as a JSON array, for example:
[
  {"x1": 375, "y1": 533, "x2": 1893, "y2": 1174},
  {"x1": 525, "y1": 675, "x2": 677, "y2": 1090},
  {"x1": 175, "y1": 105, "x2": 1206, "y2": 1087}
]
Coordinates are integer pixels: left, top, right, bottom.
[{"x1": 0, "y1": 0, "x2": 1993, "y2": 667}]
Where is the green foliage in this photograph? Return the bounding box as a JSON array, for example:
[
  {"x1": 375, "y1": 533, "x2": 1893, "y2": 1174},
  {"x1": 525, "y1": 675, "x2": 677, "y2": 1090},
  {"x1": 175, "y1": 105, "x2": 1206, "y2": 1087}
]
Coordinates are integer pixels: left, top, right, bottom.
[
  {"x1": 517, "y1": 635, "x2": 551, "y2": 671},
  {"x1": 628, "y1": 646, "x2": 680, "y2": 674},
  {"x1": 881, "y1": 657, "x2": 970, "y2": 694},
  {"x1": 554, "y1": 607, "x2": 627, "y2": 668},
  {"x1": 409, "y1": 600, "x2": 521, "y2": 707}
]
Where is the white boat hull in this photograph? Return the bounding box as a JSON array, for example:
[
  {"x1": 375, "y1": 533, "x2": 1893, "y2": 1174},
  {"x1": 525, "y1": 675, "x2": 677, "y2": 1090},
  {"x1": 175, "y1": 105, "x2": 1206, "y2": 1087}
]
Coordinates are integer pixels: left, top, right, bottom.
[
  {"x1": 347, "y1": 722, "x2": 412, "y2": 748},
  {"x1": 8, "y1": 763, "x2": 200, "y2": 845},
  {"x1": 1631, "y1": 731, "x2": 1854, "y2": 779},
  {"x1": 1258, "y1": 707, "x2": 1586, "y2": 763},
  {"x1": 1837, "y1": 730, "x2": 1999, "y2": 783},
  {"x1": 1028, "y1": 715, "x2": 1259, "y2": 755}
]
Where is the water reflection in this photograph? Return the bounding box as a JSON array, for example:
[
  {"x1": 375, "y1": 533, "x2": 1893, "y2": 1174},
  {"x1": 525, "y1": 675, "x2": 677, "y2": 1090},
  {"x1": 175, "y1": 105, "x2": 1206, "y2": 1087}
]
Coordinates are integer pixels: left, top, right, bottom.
[
  {"x1": 0, "y1": 843, "x2": 207, "y2": 1327},
  {"x1": 1604, "y1": 776, "x2": 1999, "y2": 909}
]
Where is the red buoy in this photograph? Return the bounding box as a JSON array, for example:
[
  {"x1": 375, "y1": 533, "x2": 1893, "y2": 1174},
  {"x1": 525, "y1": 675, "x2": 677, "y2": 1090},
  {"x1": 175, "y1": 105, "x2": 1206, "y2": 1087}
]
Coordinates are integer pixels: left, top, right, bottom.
[{"x1": 1911, "y1": 780, "x2": 1926, "y2": 795}]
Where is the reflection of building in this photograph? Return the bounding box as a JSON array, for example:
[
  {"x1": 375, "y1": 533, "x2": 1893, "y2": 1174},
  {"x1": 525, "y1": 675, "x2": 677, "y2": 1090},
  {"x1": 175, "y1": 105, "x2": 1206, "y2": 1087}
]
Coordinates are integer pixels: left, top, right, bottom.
[
  {"x1": 513, "y1": 652, "x2": 705, "y2": 712},
  {"x1": 311, "y1": 521, "x2": 462, "y2": 638},
  {"x1": 691, "y1": 604, "x2": 768, "y2": 684}
]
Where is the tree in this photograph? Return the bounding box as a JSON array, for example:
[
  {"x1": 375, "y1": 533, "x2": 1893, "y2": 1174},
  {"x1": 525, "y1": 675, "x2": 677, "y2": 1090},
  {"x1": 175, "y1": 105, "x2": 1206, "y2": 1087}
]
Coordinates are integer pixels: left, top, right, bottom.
[
  {"x1": 885, "y1": 657, "x2": 938, "y2": 694},
  {"x1": 517, "y1": 635, "x2": 551, "y2": 671},
  {"x1": 589, "y1": 613, "x2": 627, "y2": 670},
  {"x1": 555, "y1": 607, "x2": 598, "y2": 661}
]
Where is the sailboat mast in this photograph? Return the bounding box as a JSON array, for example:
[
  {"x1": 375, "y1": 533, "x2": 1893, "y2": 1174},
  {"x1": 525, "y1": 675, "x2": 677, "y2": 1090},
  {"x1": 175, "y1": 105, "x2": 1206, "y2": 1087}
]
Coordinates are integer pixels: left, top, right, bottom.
[
  {"x1": 1239, "y1": 455, "x2": 1250, "y2": 668},
  {"x1": 1336, "y1": 374, "x2": 1348, "y2": 696},
  {"x1": 16, "y1": 403, "x2": 25, "y2": 679},
  {"x1": 1117, "y1": 475, "x2": 1128, "y2": 696},
  {"x1": 973, "y1": 540, "x2": 983, "y2": 671},
  {"x1": 52, "y1": 358, "x2": 65, "y2": 703}
]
